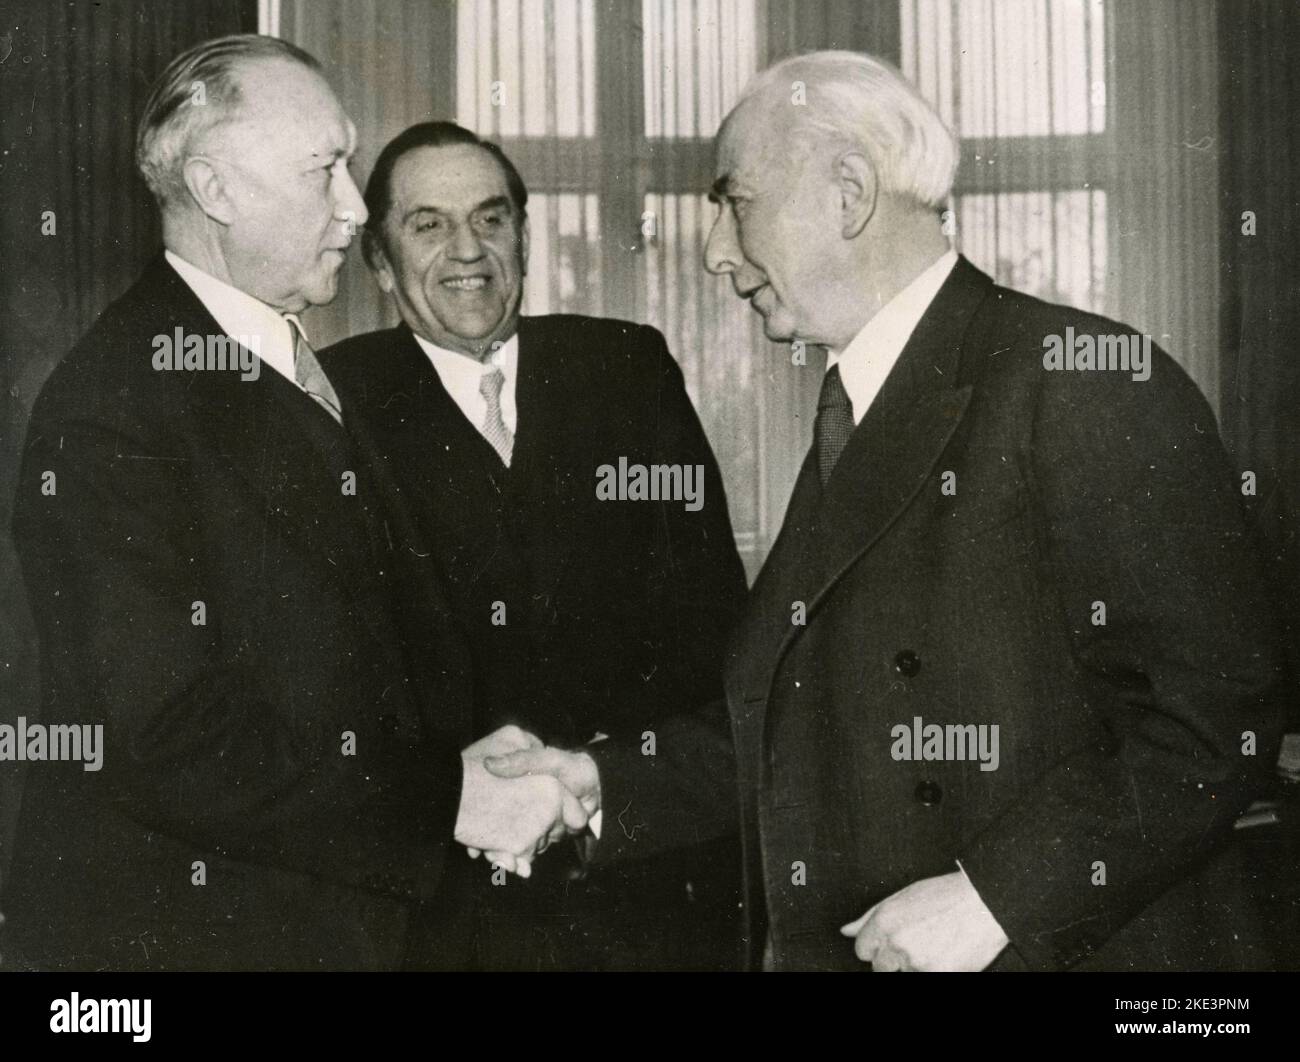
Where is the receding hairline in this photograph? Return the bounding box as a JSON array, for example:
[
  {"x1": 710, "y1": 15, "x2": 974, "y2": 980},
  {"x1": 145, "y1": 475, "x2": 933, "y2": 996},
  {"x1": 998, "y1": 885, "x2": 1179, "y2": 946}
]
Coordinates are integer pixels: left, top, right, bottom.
[
  {"x1": 393, "y1": 140, "x2": 514, "y2": 176},
  {"x1": 138, "y1": 36, "x2": 325, "y2": 146},
  {"x1": 717, "y1": 50, "x2": 959, "y2": 209},
  {"x1": 209, "y1": 54, "x2": 340, "y2": 132},
  {"x1": 385, "y1": 142, "x2": 520, "y2": 213},
  {"x1": 712, "y1": 91, "x2": 834, "y2": 189},
  {"x1": 726, "y1": 78, "x2": 858, "y2": 150}
]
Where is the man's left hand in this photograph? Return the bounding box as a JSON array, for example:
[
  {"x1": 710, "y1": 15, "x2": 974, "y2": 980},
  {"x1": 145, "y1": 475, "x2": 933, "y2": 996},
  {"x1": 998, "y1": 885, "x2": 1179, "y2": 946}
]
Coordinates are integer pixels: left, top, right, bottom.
[{"x1": 839, "y1": 870, "x2": 1010, "y2": 971}]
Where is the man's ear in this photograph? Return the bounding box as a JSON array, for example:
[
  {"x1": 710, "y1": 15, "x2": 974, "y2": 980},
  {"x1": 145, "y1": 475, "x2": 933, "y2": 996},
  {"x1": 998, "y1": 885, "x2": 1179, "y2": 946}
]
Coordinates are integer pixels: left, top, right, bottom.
[
  {"x1": 838, "y1": 151, "x2": 877, "y2": 239},
  {"x1": 181, "y1": 156, "x2": 237, "y2": 226},
  {"x1": 520, "y1": 214, "x2": 531, "y2": 277},
  {"x1": 366, "y1": 235, "x2": 397, "y2": 294}
]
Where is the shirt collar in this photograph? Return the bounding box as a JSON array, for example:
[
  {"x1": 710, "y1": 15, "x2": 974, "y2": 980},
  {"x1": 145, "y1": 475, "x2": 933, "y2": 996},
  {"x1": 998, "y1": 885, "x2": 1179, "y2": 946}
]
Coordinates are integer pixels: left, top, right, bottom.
[
  {"x1": 412, "y1": 329, "x2": 518, "y2": 379},
  {"x1": 411, "y1": 329, "x2": 520, "y2": 433},
  {"x1": 828, "y1": 248, "x2": 959, "y2": 424},
  {"x1": 164, "y1": 249, "x2": 297, "y2": 384}
]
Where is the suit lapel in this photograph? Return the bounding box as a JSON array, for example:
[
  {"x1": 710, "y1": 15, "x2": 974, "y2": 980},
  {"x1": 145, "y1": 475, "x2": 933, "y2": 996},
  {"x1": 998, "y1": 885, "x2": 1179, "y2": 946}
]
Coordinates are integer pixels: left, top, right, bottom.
[
  {"x1": 381, "y1": 324, "x2": 510, "y2": 482},
  {"x1": 152, "y1": 261, "x2": 408, "y2": 659},
  {"x1": 739, "y1": 257, "x2": 993, "y2": 707},
  {"x1": 349, "y1": 325, "x2": 525, "y2": 581},
  {"x1": 509, "y1": 318, "x2": 583, "y2": 614}
]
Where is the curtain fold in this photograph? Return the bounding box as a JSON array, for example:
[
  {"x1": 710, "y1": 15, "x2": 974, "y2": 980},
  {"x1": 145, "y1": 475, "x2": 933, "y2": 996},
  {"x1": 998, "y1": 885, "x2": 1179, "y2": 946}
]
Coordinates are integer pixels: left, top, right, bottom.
[
  {"x1": 0, "y1": 0, "x2": 256, "y2": 888},
  {"x1": 1217, "y1": 0, "x2": 1300, "y2": 725},
  {"x1": 1107, "y1": 0, "x2": 1220, "y2": 407},
  {"x1": 901, "y1": 0, "x2": 1220, "y2": 408}
]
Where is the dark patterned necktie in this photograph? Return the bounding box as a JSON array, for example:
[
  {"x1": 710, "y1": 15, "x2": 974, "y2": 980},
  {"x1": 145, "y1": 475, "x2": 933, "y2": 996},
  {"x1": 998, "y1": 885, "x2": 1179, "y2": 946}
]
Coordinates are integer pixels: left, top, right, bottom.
[{"x1": 815, "y1": 363, "x2": 855, "y2": 487}]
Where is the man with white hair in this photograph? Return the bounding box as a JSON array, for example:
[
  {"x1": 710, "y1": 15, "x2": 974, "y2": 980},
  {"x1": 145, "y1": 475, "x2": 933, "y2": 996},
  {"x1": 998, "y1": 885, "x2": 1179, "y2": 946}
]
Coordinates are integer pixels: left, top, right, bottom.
[
  {"x1": 3, "y1": 34, "x2": 582, "y2": 970},
  {"x1": 491, "y1": 50, "x2": 1286, "y2": 971}
]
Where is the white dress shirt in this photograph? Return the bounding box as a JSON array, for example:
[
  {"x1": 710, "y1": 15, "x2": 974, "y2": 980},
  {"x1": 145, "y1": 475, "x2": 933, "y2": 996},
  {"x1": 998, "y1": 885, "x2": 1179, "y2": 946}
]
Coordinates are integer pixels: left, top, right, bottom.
[
  {"x1": 827, "y1": 248, "x2": 959, "y2": 425},
  {"x1": 412, "y1": 331, "x2": 519, "y2": 440},
  {"x1": 164, "y1": 249, "x2": 299, "y2": 386}
]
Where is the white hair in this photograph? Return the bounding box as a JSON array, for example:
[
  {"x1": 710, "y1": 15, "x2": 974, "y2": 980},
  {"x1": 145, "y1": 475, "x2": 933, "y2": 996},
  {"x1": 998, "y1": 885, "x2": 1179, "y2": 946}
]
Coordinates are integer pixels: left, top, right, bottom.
[
  {"x1": 735, "y1": 50, "x2": 959, "y2": 210},
  {"x1": 135, "y1": 34, "x2": 322, "y2": 208}
]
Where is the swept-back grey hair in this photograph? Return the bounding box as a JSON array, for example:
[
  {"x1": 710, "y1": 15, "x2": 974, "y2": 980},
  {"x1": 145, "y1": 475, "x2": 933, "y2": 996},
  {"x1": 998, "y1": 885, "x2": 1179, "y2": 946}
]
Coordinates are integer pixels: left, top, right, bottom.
[
  {"x1": 136, "y1": 33, "x2": 322, "y2": 207},
  {"x1": 736, "y1": 50, "x2": 959, "y2": 210}
]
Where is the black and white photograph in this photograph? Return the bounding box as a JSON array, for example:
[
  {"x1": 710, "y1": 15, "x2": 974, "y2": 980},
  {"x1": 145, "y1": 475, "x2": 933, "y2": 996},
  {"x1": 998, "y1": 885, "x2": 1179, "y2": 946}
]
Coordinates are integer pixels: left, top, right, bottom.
[{"x1": 1, "y1": 0, "x2": 1298, "y2": 1039}]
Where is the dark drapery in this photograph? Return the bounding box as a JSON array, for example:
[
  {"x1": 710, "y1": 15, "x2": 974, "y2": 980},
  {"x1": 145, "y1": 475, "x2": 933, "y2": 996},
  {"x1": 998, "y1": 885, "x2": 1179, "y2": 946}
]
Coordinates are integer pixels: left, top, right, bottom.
[
  {"x1": 1218, "y1": 0, "x2": 1300, "y2": 726},
  {"x1": 0, "y1": 0, "x2": 257, "y2": 887}
]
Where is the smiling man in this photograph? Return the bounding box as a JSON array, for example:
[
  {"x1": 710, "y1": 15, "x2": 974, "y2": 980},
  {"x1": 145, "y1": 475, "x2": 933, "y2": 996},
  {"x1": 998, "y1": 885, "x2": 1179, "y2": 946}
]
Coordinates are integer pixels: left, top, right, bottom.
[
  {"x1": 368, "y1": 136, "x2": 526, "y2": 360},
  {"x1": 320, "y1": 122, "x2": 748, "y2": 970},
  {"x1": 3, "y1": 37, "x2": 576, "y2": 972}
]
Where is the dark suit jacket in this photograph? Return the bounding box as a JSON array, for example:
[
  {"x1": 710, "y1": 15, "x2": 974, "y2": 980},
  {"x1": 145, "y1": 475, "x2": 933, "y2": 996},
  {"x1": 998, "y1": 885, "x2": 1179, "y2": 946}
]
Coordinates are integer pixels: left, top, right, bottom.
[
  {"x1": 320, "y1": 317, "x2": 748, "y2": 969},
  {"x1": 3, "y1": 255, "x2": 476, "y2": 971},
  {"x1": 591, "y1": 257, "x2": 1287, "y2": 971}
]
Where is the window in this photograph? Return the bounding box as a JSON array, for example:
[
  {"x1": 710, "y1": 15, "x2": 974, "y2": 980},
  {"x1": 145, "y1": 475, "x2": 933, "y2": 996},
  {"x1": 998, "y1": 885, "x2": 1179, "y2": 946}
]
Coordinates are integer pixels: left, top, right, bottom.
[
  {"x1": 902, "y1": 0, "x2": 1110, "y2": 312},
  {"x1": 456, "y1": 0, "x2": 770, "y2": 564},
  {"x1": 261, "y1": 0, "x2": 1128, "y2": 569}
]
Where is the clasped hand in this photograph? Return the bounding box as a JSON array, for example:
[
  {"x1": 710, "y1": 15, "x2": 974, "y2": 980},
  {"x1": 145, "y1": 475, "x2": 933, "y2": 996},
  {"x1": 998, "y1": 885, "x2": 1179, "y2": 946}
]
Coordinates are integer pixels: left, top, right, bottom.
[{"x1": 453, "y1": 725, "x2": 601, "y2": 878}]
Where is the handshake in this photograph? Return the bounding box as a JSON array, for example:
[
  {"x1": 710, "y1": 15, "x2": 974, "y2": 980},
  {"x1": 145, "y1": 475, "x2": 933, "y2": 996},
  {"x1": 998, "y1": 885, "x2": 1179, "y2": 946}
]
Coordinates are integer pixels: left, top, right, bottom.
[{"x1": 452, "y1": 725, "x2": 603, "y2": 877}]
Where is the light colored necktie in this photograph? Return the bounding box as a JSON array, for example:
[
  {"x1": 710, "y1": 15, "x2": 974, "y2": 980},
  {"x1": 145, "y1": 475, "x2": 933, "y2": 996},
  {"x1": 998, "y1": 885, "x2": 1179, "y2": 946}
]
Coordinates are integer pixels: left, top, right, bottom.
[
  {"x1": 479, "y1": 366, "x2": 513, "y2": 466},
  {"x1": 284, "y1": 314, "x2": 343, "y2": 426}
]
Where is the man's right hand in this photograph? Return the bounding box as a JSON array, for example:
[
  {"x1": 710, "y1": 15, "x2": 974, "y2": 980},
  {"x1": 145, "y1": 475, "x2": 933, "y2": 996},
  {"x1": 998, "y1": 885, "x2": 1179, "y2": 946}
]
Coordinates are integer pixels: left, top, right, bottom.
[
  {"x1": 483, "y1": 745, "x2": 602, "y2": 819},
  {"x1": 454, "y1": 750, "x2": 589, "y2": 878}
]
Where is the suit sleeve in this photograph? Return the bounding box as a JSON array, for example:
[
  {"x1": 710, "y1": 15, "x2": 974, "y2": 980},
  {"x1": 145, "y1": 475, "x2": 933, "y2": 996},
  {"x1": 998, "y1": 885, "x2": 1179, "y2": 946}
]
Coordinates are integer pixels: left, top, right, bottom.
[
  {"x1": 13, "y1": 393, "x2": 465, "y2": 904},
  {"x1": 587, "y1": 325, "x2": 747, "y2": 863},
  {"x1": 957, "y1": 343, "x2": 1286, "y2": 969}
]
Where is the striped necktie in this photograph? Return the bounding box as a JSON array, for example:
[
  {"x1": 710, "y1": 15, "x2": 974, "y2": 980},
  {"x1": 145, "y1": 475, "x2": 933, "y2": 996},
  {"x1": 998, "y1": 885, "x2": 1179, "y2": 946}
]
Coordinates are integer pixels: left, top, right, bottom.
[
  {"x1": 284, "y1": 314, "x2": 343, "y2": 426},
  {"x1": 815, "y1": 363, "x2": 855, "y2": 487},
  {"x1": 479, "y1": 366, "x2": 513, "y2": 466}
]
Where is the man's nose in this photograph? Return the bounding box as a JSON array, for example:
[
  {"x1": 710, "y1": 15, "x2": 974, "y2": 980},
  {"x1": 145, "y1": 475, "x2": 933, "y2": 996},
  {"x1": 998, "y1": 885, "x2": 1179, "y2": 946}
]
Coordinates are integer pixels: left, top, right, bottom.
[
  {"x1": 703, "y1": 210, "x2": 737, "y2": 276},
  {"x1": 335, "y1": 167, "x2": 369, "y2": 230},
  {"x1": 449, "y1": 222, "x2": 485, "y2": 262}
]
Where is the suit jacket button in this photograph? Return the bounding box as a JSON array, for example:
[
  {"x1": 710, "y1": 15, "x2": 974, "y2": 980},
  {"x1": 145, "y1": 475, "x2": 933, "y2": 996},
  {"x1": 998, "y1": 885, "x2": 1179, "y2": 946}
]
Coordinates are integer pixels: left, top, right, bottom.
[
  {"x1": 914, "y1": 780, "x2": 942, "y2": 806},
  {"x1": 894, "y1": 650, "x2": 921, "y2": 677}
]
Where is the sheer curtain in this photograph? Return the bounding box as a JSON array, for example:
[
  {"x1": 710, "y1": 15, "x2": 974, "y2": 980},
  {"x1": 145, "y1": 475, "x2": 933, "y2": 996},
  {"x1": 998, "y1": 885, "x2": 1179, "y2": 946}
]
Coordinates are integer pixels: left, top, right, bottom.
[
  {"x1": 450, "y1": 0, "x2": 774, "y2": 573},
  {"x1": 276, "y1": 0, "x2": 1222, "y2": 572},
  {"x1": 901, "y1": 0, "x2": 1221, "y2": 407}
]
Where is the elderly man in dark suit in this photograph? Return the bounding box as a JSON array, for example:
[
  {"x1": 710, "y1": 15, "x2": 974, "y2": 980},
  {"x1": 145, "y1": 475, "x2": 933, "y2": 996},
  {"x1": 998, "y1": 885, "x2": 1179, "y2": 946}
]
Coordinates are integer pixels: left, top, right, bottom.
[
  {"x1": 490, "y1": 50, "x2": 1287, "y2": 971},
  {"x1": 319, "y1": 122, "x2": 748, "y2": 970},
  {"x1": 2, "y1": 35, "x2": 583, "y2": 971}
]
